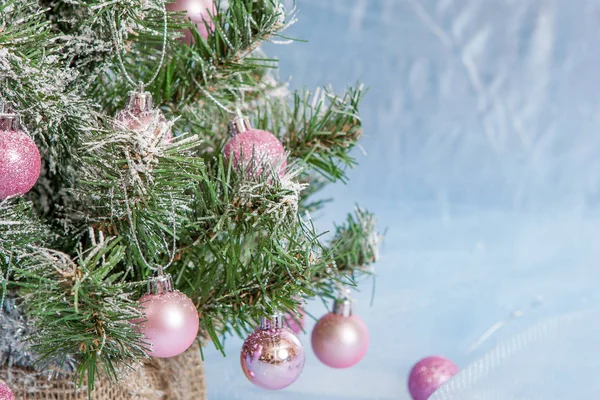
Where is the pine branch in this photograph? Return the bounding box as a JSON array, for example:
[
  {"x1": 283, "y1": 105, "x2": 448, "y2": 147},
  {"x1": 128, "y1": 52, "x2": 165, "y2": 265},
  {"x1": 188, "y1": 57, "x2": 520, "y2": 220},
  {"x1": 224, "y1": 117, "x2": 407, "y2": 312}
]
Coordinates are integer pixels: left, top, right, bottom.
[
  {"x1": 73, "y1": 122, "x2": 206, "y2": 276},
  {"x1": 0, "y1": 1, "x2": 49, "y2": 52},
  {"x1": 157, "y1": 0, "x2": 288, "y2": 99},
  {"x1": 175, "y1": 204, "x2": 332, "y2": 350},
  {"x1": 329, "y1": 207, "x2": 382, "y2": 275},
  {"x1": 257, "y1": 86, "x2": 365, "y2": 182},
  {"x1": 10, "y1": 234, "x2": 146, "y2": 392},
  {"x1": 1, "y1": 0, "x2": 383, "y2": 389},
  {"x1": 297, "y1": 173, "x2": 331, "y2": 214},
  {"x1": 0, "y1": 199, "x2": 46, "y2": 254}
]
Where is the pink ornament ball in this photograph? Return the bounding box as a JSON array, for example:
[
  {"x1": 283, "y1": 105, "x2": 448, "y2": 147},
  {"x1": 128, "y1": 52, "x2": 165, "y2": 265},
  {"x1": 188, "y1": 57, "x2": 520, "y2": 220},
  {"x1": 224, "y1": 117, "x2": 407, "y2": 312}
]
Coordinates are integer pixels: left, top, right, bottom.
[
  {"x1": 241, "y1": 326, "x2": 305, "y2": 390},
  {"x1": 134, "y1": 291, "x2": 199, "y2": 358},
  {"x1": 0, "y1": 380, "x2": 14, "y2": 400},
  {"x1": 311, "y1": 312, "x2": 369, "y2": 369},
  {"x1": 223, "y1": 128, "x2": 287, "y2": 178},
  {"x1": 167, "y1": 0, "x2": 216, "y2": 43},
  {"x1": 0, "y1": 129, "x2": 41, "y2": 199},
  {"x1": 408, "y1": 356, "x2": 459, "y2": 400}
]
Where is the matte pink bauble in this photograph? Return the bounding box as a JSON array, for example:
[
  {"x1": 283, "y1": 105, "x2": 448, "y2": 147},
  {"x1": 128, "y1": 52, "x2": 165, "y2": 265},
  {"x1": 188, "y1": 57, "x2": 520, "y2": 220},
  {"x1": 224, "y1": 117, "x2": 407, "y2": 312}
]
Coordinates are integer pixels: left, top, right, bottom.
[
  {"x1": 0, "y1": 127, "x2": 41, "y2": 199},
  {"x1": 135, "y1": 291, "x2": 199, "y2": 358},
  {"x1": 223, "y1": 128, "x2": 287, "y2": 177},
  {"x1": 241, "y1": 317, "x2": 305, "y2": 390},
  {"x1": 408, "y1": 356, "x2": 459, "y2": 400},
  {"x1": 311, "y1": 312, "x2": 369, "y2": 369},
  {"x1": 0, "y1": 380, "x2": 14, "y2": 400},
  {"x1": 167, "y1": 0, "x2": 216, "y2": 43}
]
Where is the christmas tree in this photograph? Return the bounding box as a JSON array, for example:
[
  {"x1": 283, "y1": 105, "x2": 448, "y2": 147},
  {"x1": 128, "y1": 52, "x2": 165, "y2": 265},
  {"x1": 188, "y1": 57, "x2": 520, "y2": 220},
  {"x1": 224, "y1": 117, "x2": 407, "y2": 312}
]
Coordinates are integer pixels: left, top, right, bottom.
[{"x1": 0, "y1": 0, "x2": 381, "y2": 397}]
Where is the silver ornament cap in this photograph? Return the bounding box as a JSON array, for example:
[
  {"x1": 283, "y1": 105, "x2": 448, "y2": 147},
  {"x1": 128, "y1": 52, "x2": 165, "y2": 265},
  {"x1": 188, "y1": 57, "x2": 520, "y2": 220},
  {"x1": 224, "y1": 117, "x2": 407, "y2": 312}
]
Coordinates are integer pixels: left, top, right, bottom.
[
  {"x1": 259, "y1": 314, "x2": 285, "y2": 330},
  {"x1": 228, "y1": 110, "x2": 251, "y2": 137},
  {"x1": 0, "y1": 103, "x2": 19, "y2": 131},
  {"x1": 126, "y1": 84, "x2": 154, "y2": 114},
  {"x1": 333, "y1": 289, "x2": 353, "y2": 317},
  {"x1": 148, "y1": 274, "x2": 174, "y2": 295}
]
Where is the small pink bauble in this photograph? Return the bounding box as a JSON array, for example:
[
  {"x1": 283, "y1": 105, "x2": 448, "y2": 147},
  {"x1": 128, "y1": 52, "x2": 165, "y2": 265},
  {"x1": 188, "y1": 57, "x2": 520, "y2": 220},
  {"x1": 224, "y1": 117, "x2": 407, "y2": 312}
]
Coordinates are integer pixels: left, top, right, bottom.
[
  {"x1": 223, "y1": 128, "x2": 287, "y2": 178},
  {"x1": 408, "y1": 356, "x2": 459, "y2": 400},
  {"x1": 284, "y1": 307, "x2": 306, "y2": 334},
  {"x1": 0, "y1": 380, "x2": 14, "y2": 400},
  {"x1": 0, "y1": 129, "x2": 41, "y2": 199},
  {"x1": 134, "y1": 291, "x2": 199, "y2": 358},
  {"x1": 311, "y1": 312, "x2": 369, "y2": 369},
  {"x1": 167, "y1": 0, "x2": 216, "y2": 43},
  {"x1": 241, "y1": 319, "x2": 305, "y2": 390}
]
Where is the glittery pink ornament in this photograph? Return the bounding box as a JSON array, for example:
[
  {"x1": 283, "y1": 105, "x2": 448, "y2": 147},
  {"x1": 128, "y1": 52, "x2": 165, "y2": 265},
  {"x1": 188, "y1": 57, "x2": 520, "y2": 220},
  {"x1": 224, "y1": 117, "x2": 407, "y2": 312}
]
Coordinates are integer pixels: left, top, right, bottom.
[
  {"x1": 311, "y1": 297, "x2": 369, "y2": 369},
  {"x1": 167, "y1": 0, "x2": 216, "y2": 43},
  {"x1": 284, "y1": 305, "x2": 306, "y2": 334},
  {"x1": 0, "y1": 380, "x2": 14, "y2": 400},
  {"x1": 0, "y1": 114, "x2": 41, "y2": 200},
  {"x1": 115, "y1": 88, "x2": 172, "y2": 143},
  {"x1": 224, "y1": 115, "x2": 287, "y2": 178},
  {"x1": 241, "y1": 316, "x2": 305, "y2": 390},
  {"x1": 408, "y1": 356, "x2": 459, "y2": 400},
  {"x1": 133, "y1": 275, "x2": 199, "y2": 358}
]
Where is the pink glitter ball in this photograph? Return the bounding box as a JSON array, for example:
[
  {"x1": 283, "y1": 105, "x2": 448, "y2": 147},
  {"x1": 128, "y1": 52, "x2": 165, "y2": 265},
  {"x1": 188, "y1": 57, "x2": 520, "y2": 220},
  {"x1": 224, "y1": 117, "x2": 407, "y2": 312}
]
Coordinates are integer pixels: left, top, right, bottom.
[
  {"x1": 0, "y1": 129, "x2": 41, "y2": 199},
  {"x1": 408, "y1": 356, "x2": 459, "y2": 400},
  {"x1": 0, "y1": 380, "x2": 14, "y2": 400},
  {"x1": 311, "y1": 312, "x2": 369, "y2": 369},
  {"x1": 223, "y1": 128, "x2": 287, "y2": 178},
  {"x1": 167, "y1": 0, "x2": 216, "y2": 43},
  {"x1": 134, "y1": 291, "x2": 199, "y2": 358}
]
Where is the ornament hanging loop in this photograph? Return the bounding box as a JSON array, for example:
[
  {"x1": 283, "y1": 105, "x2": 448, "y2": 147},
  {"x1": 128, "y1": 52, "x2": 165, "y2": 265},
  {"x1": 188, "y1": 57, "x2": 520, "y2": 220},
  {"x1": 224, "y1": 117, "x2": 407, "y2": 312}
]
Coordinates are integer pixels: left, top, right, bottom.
[
  {"x1": 110, "y1": 2, "x2": 168, "y2": 89},
  {"x1": 122, "y1": 186, "x2": 178, "y2": 275}
]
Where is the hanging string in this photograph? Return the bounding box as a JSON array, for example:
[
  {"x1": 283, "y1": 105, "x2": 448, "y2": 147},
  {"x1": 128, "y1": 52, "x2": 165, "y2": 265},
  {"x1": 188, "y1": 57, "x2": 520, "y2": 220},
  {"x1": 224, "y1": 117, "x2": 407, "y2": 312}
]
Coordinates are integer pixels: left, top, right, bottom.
[
  {"x1": 110, "y1": 2, "x2": 168, "y2": 89},
  {"x1": 122, "y1": 185, "x2": 177, "y2": 275},
  {"x1": 191, "y1": 75, "x2": 236, "y2": 114}
]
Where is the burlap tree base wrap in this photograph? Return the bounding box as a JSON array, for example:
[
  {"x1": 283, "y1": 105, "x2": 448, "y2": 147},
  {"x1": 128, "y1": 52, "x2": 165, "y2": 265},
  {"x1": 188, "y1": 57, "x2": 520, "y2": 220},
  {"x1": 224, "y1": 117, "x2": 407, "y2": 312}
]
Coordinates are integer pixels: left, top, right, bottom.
[{"x1": 0, "y1": 342, "x2": 206, "y2": 400}]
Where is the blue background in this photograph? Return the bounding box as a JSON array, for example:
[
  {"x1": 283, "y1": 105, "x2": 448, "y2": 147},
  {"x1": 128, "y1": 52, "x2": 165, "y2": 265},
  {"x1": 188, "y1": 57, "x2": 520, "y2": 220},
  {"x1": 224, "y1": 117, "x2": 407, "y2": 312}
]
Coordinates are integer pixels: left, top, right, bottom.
[{"x1": 204, "y1": 1, "x2": 600, "y2": 398}]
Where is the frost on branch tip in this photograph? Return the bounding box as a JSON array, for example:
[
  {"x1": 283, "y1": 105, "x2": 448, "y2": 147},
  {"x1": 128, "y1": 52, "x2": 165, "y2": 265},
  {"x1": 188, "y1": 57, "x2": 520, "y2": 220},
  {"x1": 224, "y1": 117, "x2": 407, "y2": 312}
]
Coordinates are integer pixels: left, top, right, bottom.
[
  {"x1": 234, "y1": 160, "x2": 307, "y2": 229},
  {"x1": 329, "y1": 207, "x2": 383, "y2": 276}
]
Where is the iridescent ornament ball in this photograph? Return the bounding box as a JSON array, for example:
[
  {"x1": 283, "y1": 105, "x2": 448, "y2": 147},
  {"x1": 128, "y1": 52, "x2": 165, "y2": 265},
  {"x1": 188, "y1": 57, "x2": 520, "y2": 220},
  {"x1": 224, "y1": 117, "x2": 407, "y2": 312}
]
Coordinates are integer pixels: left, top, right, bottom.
[
  {"x1": 408, "y1": 356, "x2": 459, "y2": 400},
  {"x1": 167, "y1": 0, "x2": 215, "y2": 42},
  {"x1": 223, "y1": 128, "x2": 287, "y2": 178},
  {"x1": 240, "y1": 326, "x2": 305, "y2": 390},
  {"x1": 135, "y1": 291, "x2": 199, "y2": 358},
  {"x1": 0, "y1": 380, "x2": 14, "y2": 400},
  {"x1": 311, "y1": 312, "x2": 369, "y2": 369},
  {"x1": 0, "y1": 129, "x2": 41, "y2": 199}
]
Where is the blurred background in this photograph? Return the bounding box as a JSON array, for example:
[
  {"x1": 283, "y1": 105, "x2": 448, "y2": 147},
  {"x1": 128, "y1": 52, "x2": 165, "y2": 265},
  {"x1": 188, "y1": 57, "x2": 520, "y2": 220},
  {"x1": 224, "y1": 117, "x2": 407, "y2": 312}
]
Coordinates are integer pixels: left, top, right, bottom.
[{"x1": 205, "y1": 0, "x2": 600, "y2": 398}]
